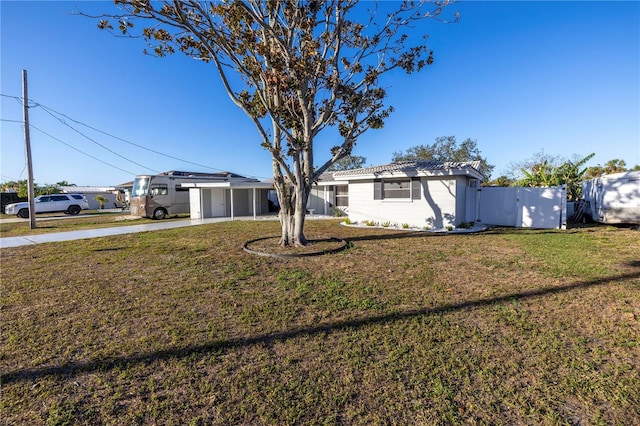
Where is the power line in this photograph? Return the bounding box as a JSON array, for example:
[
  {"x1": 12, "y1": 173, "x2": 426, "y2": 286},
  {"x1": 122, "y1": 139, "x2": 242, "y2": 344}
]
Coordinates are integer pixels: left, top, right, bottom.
[
  {"x1": 28, "y1": 124, "x2": 138, "y2": 176},
  {"x1": 37, "y1": 106, "x2": 161, "y2": 174},
  {"x1": 37, "y1": 103, "x2": 229, "y2": 173},
  {"x1": 2, "y1": 93, "x2": 273, "y2": 180},
  {"x1": 1, "y1": 118, "x2": 137, "y2": 178},
  {"x1": 3, "y1": 93, "x2": 229, "y2": 173}
]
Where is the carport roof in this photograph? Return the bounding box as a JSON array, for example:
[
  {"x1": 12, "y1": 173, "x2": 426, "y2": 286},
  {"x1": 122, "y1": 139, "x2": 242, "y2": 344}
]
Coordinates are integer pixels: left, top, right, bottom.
[{"x1": 181, "y1": 181, "x2": 274, "y2": 189}]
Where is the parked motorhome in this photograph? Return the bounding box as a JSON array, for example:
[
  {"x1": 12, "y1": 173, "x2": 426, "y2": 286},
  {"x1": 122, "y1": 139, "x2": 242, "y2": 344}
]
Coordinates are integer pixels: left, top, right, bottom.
[
  {"x1": 581, "y1": 171, "x2": 640, "y2": 224},
  {"x1": 130, "y1": 171, "x2": 258, "y2": 219}
]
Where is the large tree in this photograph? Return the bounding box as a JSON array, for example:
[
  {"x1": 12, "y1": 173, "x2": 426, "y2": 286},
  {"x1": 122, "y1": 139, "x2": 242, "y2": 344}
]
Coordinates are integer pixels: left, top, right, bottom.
[
  {"x1": 392, "y1": 136, "x2": 494, "y2": 179},
  {"x1": 90, "y1": 0, "x2": 456, "y2": 246}
]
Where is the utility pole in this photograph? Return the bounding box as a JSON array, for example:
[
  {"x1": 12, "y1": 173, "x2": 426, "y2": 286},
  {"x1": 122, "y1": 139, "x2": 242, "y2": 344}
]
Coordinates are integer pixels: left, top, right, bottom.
[{"x1": 22, "y1": 69, "x2": 36, "y2": 229}]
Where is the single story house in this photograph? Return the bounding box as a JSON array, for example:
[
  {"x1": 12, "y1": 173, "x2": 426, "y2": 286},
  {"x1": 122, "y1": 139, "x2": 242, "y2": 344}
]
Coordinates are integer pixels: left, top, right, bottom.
[{"x1": 333, "y1": 160, "x2": 484, "y2": 229}]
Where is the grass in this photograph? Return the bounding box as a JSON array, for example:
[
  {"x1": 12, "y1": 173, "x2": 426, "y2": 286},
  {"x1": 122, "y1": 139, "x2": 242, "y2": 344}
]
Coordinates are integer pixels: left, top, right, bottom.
[{"x1": 1, "y1": 220, "x2": 639, "y2": 425}]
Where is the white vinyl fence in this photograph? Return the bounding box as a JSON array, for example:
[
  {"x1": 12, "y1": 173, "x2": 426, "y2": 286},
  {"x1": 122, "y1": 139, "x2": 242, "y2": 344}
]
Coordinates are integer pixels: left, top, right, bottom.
[{"x1": 478, "y1": 186, "x2": 567, "y2": 229}]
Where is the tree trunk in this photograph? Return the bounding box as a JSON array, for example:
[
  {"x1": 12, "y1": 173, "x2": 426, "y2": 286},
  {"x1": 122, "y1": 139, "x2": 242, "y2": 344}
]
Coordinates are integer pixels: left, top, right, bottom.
[{"x1": 276, "y1": 180, "x2": 309, "y2": 247}]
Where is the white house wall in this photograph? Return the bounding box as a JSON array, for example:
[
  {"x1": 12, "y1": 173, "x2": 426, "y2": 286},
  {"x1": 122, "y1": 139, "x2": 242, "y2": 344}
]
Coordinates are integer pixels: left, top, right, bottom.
[
  {"x1": 454, "y1": 177, "x2": 469, "y2": 224},
  {"x1": 347, "y1": 177, "x2": 459, "y2": 229},
  {"x1": 85, "y1": 192, "x2": 118, "y2": 210},
  {"x1": 308, "y1": 187, "x2": 328, "y2": 214}
]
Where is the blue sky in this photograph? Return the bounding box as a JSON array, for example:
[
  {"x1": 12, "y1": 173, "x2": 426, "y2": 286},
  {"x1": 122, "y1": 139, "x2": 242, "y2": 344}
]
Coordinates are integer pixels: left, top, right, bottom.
[{"x1": 1, "y1": 1, "x2": 638, "y2": 186}]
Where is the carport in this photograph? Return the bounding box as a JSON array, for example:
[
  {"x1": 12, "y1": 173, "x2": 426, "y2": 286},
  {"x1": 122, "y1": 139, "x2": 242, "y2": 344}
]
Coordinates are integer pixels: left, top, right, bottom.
[{"x1": 184, "y1": 181, "x2": 274, "y2": 220}]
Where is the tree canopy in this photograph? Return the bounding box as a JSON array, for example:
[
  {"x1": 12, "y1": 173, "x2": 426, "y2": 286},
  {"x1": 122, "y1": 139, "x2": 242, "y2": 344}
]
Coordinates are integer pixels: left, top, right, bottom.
[
  {"x1": 583, "y1": 159, "x2": 629, "y2": 180},
  {"x1": 91, "y1": 0, "x2": 457, "y2": 246},
  {"x1": 391, "y1": 136, "x2": 494, "y2": 179},
  {"x1": 0, "y1": 180, "x2": 73, "y2": 198},
  {"x1": 326, "y1": 155, "x2": 367, "y2": 171}
]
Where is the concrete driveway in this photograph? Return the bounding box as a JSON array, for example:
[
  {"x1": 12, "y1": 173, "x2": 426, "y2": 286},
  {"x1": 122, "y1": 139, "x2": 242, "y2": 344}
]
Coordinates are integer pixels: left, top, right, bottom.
[{"x1": 0, "y1": 217, "x2": 259, "y2": 249}]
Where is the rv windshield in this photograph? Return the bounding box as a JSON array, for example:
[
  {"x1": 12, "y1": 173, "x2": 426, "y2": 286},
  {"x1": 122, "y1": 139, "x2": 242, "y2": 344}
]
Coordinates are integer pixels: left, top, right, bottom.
[{"x1": 132, "y1": 177, "x2": 150, "y2": 197}]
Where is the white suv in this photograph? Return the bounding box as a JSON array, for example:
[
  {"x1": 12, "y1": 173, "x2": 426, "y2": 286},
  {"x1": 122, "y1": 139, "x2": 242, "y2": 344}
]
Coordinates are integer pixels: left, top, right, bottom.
[{"x1": 5, "y1": 194, "x2": 90, "y2": 218}]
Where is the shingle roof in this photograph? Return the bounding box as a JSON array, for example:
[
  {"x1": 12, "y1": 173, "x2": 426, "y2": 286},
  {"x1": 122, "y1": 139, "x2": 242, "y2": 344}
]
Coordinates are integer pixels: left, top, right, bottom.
[{"x1": 332, "y1": 160, "x2": 483, "y2": 178}]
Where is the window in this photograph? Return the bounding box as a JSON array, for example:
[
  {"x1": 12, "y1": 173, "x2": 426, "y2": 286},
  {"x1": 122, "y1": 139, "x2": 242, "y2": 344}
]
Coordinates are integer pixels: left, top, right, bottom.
[
  {"x1": 51, "y1": 195, "x2": 70, "y2": 201},
  {"x1": 36, "y1": 196, "x2": 51, "y2": 203},
  {"x1": 374, "y1": 179, "x2": 421, "y2": 200},
  {"x1": 71, "y1": 194, "x2": 84, "y2": 200},
  {"x1": 335, "y1": 185, "x2": 348, "y2": 207},
  {"x1": 151, "y1": 184, "x2": 168, "y2": 196},
  {"x1": 132, "y1": 177, "x2": 150, "y2": 196},
  {"x1": 175, "y1": 184, "x2": 189, "y2": 192},
  {"x1": 383, "y1": 180, "x2": 411, "y2": 199}
]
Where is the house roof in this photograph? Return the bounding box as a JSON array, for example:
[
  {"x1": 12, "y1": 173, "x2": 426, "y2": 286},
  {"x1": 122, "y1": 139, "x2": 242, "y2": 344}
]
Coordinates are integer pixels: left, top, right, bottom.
[{"x1": 332, "y1": 160, "x2": 484, "y2": 181}]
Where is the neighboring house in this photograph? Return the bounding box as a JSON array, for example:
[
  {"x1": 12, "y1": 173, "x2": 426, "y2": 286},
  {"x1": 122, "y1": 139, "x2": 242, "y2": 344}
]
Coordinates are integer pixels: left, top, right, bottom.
[
  {"x1": 333, "y1": 160, "x2": 484, "y2": 229},
  {"x1": 60, "y1": 186, "x2": 126, "y2": 210}
]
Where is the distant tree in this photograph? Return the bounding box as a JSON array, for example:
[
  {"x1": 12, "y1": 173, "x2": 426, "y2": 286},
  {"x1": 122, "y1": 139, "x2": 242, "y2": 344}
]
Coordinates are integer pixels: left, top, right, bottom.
[
  {"x1": 90, "y1": 1, "x2": 458, "y2": 247},
  {"x1": 483, "y1": 175, "x2": 514, "y2": 187},
  {"x1": 1, "y1": 180, "x2": 27, "y2": 196},
  {"x1": 391, "y1": 136, "x2": 494, "y2": 179},
  {"x1": 1, "y1": 180, "x2": 39, "y2": 198},
  {"x1": 1, "y1": 180, "x2": 75, "y2": 197},
  {"x1": 40, "y1": 184, "x2": 62, "y2": 195},
  {"x1": 327, "y1": 155, "x2": 367, "y2": 171},
  {"x1": 583, "y1": 159, "x2": 628, "y2": 180},
  {"x1": 517, "y1": 152, "x2": 594, "y2": 201},
  {"x1": 633, "y1": 164, "x2": 640, "y2": 171},
  {"x1": 504, "y1": 150, "x2": 564, "y2": 181}
]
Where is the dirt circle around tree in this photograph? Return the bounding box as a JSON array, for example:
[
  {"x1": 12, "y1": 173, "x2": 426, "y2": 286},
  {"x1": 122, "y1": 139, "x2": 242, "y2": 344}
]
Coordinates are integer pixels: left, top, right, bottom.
[{"x1": 242, "y1": 235, "x2": 349, "y2": 258}]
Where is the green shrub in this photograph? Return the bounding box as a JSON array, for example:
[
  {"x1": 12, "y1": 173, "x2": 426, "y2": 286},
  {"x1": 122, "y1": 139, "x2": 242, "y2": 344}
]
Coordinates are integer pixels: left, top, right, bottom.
[{"x1": 331, "y1": 207, "x2": 346, "y2": 217}]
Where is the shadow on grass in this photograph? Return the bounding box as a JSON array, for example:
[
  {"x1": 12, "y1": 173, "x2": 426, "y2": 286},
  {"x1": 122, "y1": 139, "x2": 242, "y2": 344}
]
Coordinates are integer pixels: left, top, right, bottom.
[
  {"x1": 4, "y1": 265, "x2": 639, "y2": 384},
  {"x1": 342, "y1": 226, "x2": 577, "y2": 244}
]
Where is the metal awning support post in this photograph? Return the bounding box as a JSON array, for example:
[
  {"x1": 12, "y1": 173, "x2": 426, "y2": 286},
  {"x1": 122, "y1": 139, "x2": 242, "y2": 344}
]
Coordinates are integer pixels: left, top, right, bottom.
[
  {"x1": 324, "y1": 185, "x2": 328, "y2": 215},
  {"x1": 230, "y1": 188, "x2": 235, "y2": 220},
  {"x1": 252, "y1": 187, "x2": 257, "y2": 220}
]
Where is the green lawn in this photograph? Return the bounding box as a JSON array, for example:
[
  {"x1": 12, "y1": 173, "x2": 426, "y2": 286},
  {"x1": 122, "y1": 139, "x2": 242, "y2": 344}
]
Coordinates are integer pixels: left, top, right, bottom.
[{"x1": 1, "y1": 220, "x2": 639, "y2": 425}]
